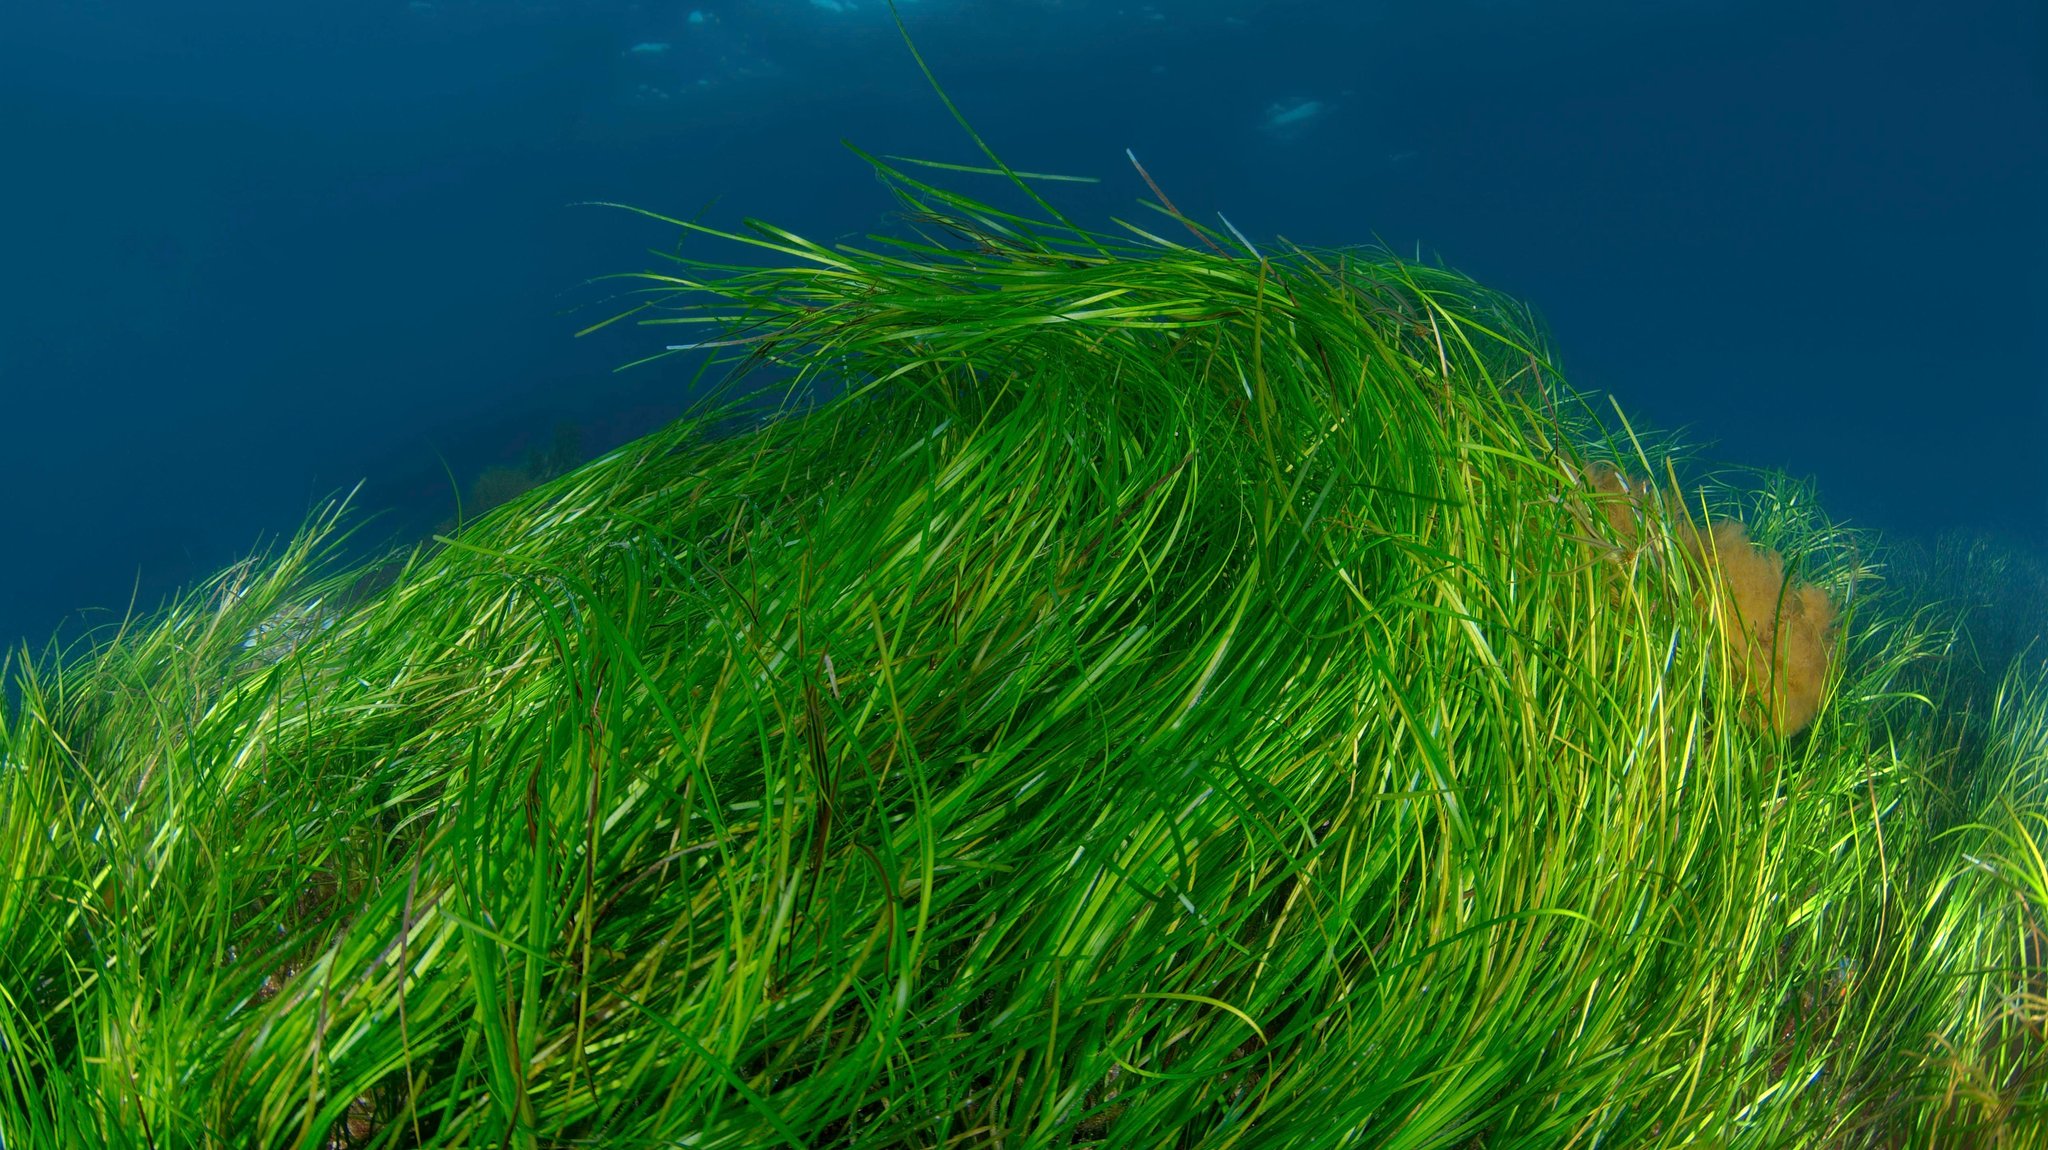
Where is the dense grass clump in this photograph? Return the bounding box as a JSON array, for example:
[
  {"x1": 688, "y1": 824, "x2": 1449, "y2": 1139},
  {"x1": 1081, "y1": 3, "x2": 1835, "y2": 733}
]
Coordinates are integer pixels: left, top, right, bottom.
[{"x1": 4, "y1": 152, "x2": 2047, "y2": 1148}]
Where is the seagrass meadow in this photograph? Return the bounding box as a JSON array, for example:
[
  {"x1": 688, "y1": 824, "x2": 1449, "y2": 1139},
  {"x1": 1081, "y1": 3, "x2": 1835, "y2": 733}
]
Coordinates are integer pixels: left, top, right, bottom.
[{"x1": 5, "y1": 148, "x2": 2048, "y2": 1149}]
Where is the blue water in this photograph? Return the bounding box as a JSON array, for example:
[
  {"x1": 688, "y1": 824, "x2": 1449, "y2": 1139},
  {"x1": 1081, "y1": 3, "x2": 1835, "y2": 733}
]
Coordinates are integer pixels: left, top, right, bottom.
[{"x1": 2, "y1": 0, "x2": 2043, "y2": 656}]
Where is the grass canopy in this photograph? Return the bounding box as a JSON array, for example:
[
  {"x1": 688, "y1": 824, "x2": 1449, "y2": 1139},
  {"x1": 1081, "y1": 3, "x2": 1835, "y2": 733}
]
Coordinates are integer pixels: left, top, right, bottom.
[{"x1": 4, "y1": 150, "x2": 2047, "y2": 1149}]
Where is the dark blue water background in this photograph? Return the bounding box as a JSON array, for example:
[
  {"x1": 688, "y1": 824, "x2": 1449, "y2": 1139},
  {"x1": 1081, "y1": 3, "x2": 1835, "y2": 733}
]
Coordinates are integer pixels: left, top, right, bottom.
[{"x1": 2, "y1": 0, "x2": 2042, "y2": 655}]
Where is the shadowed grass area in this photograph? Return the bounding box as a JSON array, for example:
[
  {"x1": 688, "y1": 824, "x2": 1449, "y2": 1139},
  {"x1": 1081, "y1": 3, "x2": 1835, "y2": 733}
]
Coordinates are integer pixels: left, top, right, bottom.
[{"x1": 3, "y1": 149, "x2": 2047, "y2": 1148}]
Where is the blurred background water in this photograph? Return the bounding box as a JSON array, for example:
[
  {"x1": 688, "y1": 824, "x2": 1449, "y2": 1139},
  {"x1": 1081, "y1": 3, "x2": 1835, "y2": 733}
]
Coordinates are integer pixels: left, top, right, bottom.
[{"x1": 1, "y1": 0, "x2": 2042, "y2": 656}]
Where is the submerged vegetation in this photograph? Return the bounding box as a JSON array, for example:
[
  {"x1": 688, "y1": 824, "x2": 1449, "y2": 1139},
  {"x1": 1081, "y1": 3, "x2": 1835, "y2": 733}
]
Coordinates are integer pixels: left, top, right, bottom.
[{"x1": 5, "y1": 146, "x2": 2048, "y2": 1148}]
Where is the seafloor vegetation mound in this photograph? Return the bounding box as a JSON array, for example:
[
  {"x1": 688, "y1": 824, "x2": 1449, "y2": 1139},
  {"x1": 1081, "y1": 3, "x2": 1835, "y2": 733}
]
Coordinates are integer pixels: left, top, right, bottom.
[{"x1": 3, "y1": 153, "x2": 2047, "y2": 1148}]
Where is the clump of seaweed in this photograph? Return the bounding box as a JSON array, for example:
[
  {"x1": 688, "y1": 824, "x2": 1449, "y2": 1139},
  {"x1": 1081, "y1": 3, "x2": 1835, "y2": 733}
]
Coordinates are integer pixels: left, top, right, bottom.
[
  {"x1": 1574, "y1": 460, "x2": 1838, "y2": 736},
  {"x1": 1690, "y1": 517, "x2": 1838, "y2": 737},
  {"x1": 1, "y1": 144, "x2": 2043, "y2": 1149}
]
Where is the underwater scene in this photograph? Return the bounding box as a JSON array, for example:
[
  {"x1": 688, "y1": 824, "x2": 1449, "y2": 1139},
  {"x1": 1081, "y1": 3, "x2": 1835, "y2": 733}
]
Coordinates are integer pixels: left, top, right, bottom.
[{"x1": 2, "y1": 0, "x2": 2046, "y2": 1145}]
